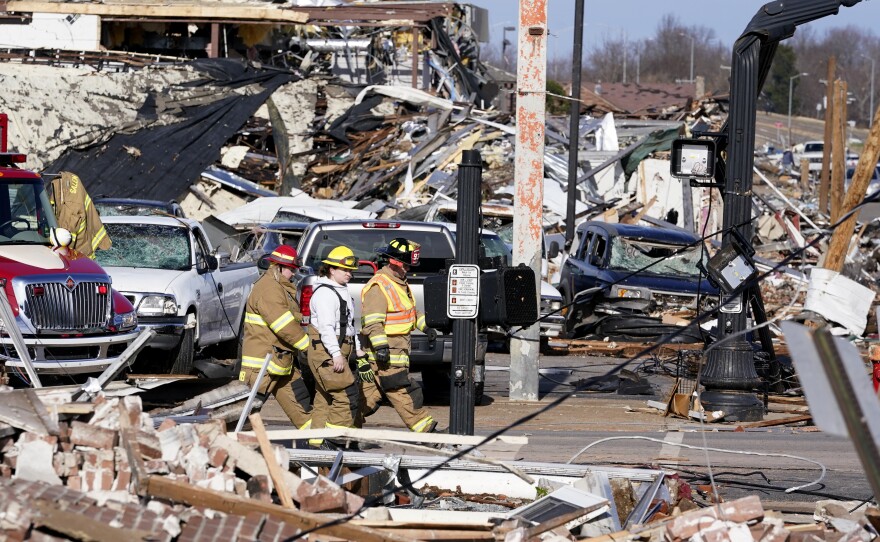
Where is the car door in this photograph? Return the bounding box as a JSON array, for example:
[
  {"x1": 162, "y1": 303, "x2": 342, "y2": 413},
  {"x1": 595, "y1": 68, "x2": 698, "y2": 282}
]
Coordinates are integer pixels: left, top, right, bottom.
[{"x1": 192, "y1": 227, "x2": 223, "y2": 345}]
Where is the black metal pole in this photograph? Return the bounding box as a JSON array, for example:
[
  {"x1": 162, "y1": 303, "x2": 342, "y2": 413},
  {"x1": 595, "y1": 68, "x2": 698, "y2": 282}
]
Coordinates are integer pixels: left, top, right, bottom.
[
  {"x1": 565, "y1": 0, "x2": 585, "y2": 249},
  {"x1": 449, "y1": 150, "x2": 481, "y2": 435},
  {"x1": 701, "y1": 0, "x2": 860, "y2": 422}
]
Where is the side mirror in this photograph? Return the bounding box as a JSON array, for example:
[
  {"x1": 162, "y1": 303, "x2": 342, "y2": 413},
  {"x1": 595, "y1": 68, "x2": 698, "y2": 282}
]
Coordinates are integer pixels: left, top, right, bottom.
[
  {"x1": 547, "y1": 241, "x2": 560, "y2": 260},
  {"x1": 216, "y1": 251, "x2": 231, "y2": 268},
  {"x1": 206, "y1": 255, "x2": 219, "y2": 272},
  {"x1": 590, "y1": 253, "x2": 604, "y2": 267}
]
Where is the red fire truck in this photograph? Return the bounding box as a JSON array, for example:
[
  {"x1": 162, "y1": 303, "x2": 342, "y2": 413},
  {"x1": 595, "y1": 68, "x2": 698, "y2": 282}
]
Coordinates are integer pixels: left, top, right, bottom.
[{"x1": 0, "y1": 114, "x2": 139, "y2": 381}]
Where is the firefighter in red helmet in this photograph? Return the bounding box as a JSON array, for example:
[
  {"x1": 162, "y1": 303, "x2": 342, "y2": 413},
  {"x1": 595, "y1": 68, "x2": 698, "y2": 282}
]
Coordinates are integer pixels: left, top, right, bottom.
[{"x1": 240, "y1": 245, "x2": 313, "y2": 429}]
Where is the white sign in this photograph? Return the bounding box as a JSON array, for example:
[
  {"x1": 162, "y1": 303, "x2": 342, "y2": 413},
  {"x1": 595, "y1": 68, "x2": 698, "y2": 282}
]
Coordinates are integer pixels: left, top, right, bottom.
[{"x1": 447, "y1": 264, "x2": 480, "y2": 319}]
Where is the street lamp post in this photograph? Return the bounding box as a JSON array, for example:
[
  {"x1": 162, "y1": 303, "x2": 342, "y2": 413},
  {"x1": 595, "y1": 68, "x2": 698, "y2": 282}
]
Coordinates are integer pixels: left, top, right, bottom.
[
  {"x1": 502, "y1": 26, "x2": 516, "y2": 69},
  {"x1": 863, "y1": 54, "x2": 875, "y2": 127},
  {"x1": 679, "y1": 32, "x2": 695, "y2": 82},
  {"x1": 788, "y1": 72, "x2": 808, "y2": 146}
]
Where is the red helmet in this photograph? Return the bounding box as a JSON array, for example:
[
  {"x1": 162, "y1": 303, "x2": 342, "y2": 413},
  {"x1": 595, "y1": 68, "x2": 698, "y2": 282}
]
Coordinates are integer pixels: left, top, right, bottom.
[{"x1": 266, "y1": 245, "x2": 299, "y2": 268}]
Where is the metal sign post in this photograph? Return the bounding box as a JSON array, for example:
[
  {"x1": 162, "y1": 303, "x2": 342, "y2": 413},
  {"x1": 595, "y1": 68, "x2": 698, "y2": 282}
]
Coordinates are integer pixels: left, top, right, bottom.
[{"x1": 449, "y1": 150, "x2": 482, "y2": 435}]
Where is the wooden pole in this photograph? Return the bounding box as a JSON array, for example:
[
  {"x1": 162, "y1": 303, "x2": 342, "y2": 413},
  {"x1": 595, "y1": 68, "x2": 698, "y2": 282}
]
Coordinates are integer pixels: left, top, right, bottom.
[
  {"x1": 823, "y1": 100, "x2": 880, "y2": 272},
  {"x1": 249, "y1": 413, "x2": 295, "y2": 509},
  {"x1": 830, "y1": 79, "x2": 847, "y2": 223},
  {"x1": 800, "y1": 158, "x2": 810, "y2": 193},
  {"x1": 820, "y1": 56, "x2": 836, "y2": 214}
]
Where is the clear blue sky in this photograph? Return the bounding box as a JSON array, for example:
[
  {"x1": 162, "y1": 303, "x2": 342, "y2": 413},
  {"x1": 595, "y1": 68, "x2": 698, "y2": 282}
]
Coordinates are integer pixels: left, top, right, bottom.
[{"x1": 467, "y1": 0, "x2": 879, "y2": 57}]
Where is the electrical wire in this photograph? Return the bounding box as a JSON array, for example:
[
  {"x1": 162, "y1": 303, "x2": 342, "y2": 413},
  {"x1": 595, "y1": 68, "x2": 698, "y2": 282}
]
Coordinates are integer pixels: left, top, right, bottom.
[
  {"x1": 286, "y1": 186, "x2": 880, "y2": 541},
  {"x1": 565, "y1": 435, "x2": 826, "y2": 493}
]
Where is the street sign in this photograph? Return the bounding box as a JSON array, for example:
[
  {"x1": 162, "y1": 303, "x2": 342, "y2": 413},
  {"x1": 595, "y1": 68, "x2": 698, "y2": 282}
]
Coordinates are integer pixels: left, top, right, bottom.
[{"x1": 447, "y1": 264, "x2": 480, "y2": 319}]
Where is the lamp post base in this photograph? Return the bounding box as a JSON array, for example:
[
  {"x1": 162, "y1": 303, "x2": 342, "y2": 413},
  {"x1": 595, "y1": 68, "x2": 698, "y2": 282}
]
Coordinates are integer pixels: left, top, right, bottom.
[
  {"x1": 699, "y1": 389, "x2": 764, "y2": 422},
  {"x1": 700, "y1": 341, "x2": 764, "y2": 422}
]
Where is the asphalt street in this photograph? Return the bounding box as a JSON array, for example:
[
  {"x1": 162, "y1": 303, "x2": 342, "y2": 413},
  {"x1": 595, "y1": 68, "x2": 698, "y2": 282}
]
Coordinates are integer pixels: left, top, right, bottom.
[{"x1": 259, "y1": 349, "x2": 872, "y2": 506}]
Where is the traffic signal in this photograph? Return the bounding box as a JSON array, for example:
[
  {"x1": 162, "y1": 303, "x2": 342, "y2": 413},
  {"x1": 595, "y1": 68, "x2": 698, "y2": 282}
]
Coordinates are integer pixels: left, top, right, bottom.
[{"x1": 479, "y1": 265, "x2": 538, "y2": 327}]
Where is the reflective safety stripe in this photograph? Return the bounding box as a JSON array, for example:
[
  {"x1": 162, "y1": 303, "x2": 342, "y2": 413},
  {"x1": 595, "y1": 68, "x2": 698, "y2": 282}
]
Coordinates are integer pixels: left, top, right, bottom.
[
  {"x1": 370, "y1": 334, "x2": 389, "y2": 347},
  {"x1": 326, "y1": 422, "x2": 352, "y2": 430},
  {"x1": 300, "y1": 419, "x2": 312, "y2": 430},
  {"x1": 416, "y1": 314, "x2": 426, "y2": 331},
  {"x1": 270, "y1": 311, "x2": 295, "y2": 333},
  {"x1": 91, "y1": 226, "x2": 107, "y2": 251},
  {"x1": 366, "y1": 351, "x2": 409, "y2": 366},
  {"x1": 292, "y1": 334, "x2": 310, "y2": 351},
  {"x1": 308, "y1": 438, "x2": 324, "y2": 446},
  {"x1": 363, "y1": 313, "x2": 385, "y2": 326},
  {"x1": 267, "y1": 360, "x2": 292, "y2": 376},
  {"x1": 84, "y1": 194, "x2": 92, "y2": 211},
  {"x1": 241, "y1": 355, "x2": 268, "y2": 369},
  {"x1": 245, "y1": 312, "x2": 267, "y2": 326},
  {"x1": 411, "y1": 416, "x2": 435, "y2": 433}
]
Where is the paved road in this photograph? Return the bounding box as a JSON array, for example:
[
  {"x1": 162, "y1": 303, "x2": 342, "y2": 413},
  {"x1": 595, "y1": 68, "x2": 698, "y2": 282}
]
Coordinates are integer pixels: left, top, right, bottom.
[{"x1": 259, "y1": 350, "x2": 872, "y2": 505}]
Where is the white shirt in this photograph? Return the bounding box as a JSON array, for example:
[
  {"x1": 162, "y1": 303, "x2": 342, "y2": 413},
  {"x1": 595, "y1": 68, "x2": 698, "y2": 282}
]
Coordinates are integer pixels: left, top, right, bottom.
[{"x1": 309, "y1": 277, "x2": 359, "y2": 357}]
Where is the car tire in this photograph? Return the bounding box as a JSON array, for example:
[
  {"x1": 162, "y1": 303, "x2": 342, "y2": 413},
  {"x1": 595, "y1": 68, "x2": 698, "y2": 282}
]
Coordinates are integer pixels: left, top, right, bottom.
[{"x1": 169, "y1": 327, "x2": 195, "y2": 375}]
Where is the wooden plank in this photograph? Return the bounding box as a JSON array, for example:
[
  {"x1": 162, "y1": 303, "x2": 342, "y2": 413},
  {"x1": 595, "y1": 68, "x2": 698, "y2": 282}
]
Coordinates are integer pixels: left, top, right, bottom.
[
  {"x1": 737, "y1": 414, "x2": 812, "y2": 429},
  {"x1": 0, "y1": 389, "x2": 57, "y2": 435},
  {"x1": 249, "y1": 413, "x2": 295, "y2": 509},
  {"x1": 4, "y1": 1, "x2": 309, "y2": 22},
  {"x1": 52, "y1": 403, "x2": 96, "y2": 415},
  {"x1": 143, "y1": 475, "x2": 417, "y2": 542},
  {"x1": 33, "y1": 500, "x2": 154, "y2": 542},
  {"x1": 244, "y1": 427, "x2": 528, "y2": 446}
]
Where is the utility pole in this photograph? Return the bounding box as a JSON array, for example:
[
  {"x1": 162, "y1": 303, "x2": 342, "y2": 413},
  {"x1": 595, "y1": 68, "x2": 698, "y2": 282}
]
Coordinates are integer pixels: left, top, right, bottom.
[
  {"x1": 820, "y1": 56, "x2": 836, "y2": 214},
  {"x1": 565, "y1": 0, "x2": 585, "y2": 249},
  {"x1": 863, "y1": 54, "x2": 875, "y2": 127},
  {"x1": 788, "y1": 72, "x2": 808, "y2": 146},
  {"x1": 510, "y1": 0, "x2": 547, "y2": 402}
]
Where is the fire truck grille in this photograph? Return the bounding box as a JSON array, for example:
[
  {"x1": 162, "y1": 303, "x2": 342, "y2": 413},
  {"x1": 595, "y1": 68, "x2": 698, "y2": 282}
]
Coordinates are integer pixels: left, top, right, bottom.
[{"x1": 23, "y1": 281, "x2": 111, "y2": 331}]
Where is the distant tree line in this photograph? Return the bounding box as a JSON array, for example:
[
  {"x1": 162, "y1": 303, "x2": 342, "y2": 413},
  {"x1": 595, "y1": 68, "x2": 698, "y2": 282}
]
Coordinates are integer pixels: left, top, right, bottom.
[{"x1": 480, "y1": 14, "x2": 879, "y2": 127}]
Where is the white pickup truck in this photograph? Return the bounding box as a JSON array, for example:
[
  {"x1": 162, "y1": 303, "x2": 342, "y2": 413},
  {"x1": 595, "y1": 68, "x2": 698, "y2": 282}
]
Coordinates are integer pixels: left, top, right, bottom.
[{"x1": 95, "y1": 216, "x2": 259, "y2": 374}]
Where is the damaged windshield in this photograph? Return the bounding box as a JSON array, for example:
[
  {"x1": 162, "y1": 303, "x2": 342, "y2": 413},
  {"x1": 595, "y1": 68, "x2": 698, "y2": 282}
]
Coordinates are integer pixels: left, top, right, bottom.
[
  {"x1": 608, "y1": 237, "x2": 703, "y2": 276},
  {"x1": 96, "y1": 223, "x2": 191, "y2": 270}
]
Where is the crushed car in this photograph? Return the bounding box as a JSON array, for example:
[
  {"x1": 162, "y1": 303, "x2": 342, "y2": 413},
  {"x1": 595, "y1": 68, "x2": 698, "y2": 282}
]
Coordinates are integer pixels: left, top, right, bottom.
[{"x1": 559, "y1": 221, "x2": 718, "y2": 341}]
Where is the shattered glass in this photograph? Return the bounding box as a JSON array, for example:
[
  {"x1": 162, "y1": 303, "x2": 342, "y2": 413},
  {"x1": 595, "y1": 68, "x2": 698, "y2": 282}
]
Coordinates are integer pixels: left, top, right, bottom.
[
  {"x1": 608, "y1": 237, "x2": 704, "y2": 276},
  {"x1": 96, "y1": 224, "x2": 191, "y2": 270}
]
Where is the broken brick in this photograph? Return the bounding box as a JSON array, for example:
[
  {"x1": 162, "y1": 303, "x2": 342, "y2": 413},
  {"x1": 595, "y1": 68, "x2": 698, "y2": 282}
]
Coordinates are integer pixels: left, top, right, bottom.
[
  {"x1": 157, "y1": 419, "x2": 177, "y2": 432},
  {"x1": 69, "y1": 421, "x2": 117, "y2": 449},
  {"x1": 207, "y1": 447, "x2": 228, "y2": 468},
  {"x1": 666, "y1": 496, "x2": 764, "y2": 540}
]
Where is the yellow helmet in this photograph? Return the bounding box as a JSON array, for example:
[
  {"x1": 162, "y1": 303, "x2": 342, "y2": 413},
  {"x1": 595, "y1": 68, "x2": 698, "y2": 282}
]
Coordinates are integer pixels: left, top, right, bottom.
[{"x1": 322, "y1": 245, "x2": 358, "y2": 270}]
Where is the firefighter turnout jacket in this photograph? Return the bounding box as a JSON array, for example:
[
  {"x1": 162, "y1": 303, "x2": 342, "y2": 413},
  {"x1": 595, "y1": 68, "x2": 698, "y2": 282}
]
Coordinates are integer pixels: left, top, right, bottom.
[
  {"x1": 49, "y1": 172, "x2": 111, "y2": 258},
  {"x1": 241, "y1": 267, "x2": 310, "y2": 375},
  {"x1": 360, "y1": 266, "x2": 428, "y2": 367}
]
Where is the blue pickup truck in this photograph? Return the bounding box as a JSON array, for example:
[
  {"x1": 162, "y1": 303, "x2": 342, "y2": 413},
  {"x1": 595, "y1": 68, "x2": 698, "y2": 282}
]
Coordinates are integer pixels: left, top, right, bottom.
[{"x1": 558, "y1": 221, "x2": 718, "y2": 340}]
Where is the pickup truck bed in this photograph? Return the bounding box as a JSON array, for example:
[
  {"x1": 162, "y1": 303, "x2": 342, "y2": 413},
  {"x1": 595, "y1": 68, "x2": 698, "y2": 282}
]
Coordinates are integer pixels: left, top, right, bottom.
[{"x1": 293, "y1": 220, "x2": 488, "y2": 402}]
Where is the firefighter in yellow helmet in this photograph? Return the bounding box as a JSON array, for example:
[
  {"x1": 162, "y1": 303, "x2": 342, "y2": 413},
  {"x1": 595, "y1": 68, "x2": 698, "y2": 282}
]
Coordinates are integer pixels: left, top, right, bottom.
[
  {"x1": 48, "y1": 172, "x2": 111, "y2": 259},
  {"x1": 305, "y1": 245, "x2": 367, "y2": 450},
  {"x1": 360, "y1": 238, "x2": 438, "y2": 434},
  {"x1": 240, "y1": 245, "x2": 313, "y2": 429}
]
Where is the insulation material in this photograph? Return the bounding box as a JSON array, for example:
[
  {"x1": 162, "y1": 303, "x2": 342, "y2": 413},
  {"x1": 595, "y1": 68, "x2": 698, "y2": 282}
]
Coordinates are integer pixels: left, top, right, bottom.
[
  {"x1": 635, "y1": 158, "x2": 701, "y2": 229},
  {"x1": 804, "y1": 268, "x2": 876, "y2": 335},
  {"x1": 595, "y1": 112, "x2": 620, "y2": 152}
]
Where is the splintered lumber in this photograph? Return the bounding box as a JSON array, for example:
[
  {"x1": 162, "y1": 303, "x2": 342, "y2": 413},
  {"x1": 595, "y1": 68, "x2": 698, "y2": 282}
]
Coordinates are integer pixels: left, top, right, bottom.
[
  {"x1": 249, "y1": 413, "x2": 295, "y2": 509},
  {"x1": 737, "y1": 414, "x2": 813, "y2": 429},
  {"x1": 4, "y1": 1, "x2": 309, "y2": 22},
  {"x1": 565, "y1": 341, "x2": 705, "y2": 358},
  {"x1": 142, "y1": 475, "x2": 417, "y2": 542},
  {"x1": 824, "y1": 94, "x2": 880, "y2": 272}
]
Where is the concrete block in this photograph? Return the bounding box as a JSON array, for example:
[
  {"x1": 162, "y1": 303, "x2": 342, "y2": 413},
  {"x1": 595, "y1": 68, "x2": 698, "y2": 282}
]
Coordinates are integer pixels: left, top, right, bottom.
[
  {"x1": 14, "y1": 440, "x2": 62, "y2": 486},
  {"x1": 70, "y1": 421, "x2": 117, "y2": 449}
]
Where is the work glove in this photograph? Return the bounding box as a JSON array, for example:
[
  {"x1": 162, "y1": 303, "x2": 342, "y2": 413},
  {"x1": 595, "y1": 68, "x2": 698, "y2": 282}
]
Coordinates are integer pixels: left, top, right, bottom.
[
  {"x1": 425, "y1": 327, "x2": 438, "y2": 342},
  {"x1": 374, "y1": 346, "x2": 391, "y2": 365},
  {"x1": 356, "y1": 357, "x2": 375, "y2": 383}
]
